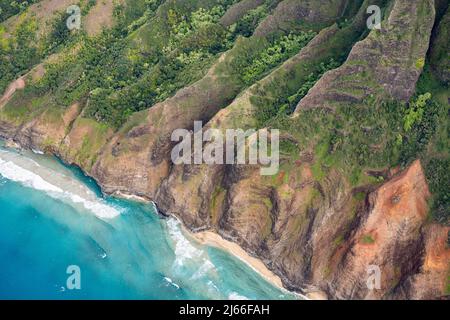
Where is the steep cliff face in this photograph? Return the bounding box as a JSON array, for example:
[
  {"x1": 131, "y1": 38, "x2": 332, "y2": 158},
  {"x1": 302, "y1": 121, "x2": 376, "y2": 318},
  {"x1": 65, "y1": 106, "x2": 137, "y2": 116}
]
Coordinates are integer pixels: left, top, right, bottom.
[
  {"x1": 254, "y1": 0, "x2": 348, "y2": 35},
  {"x1": 295, "y1": 0, "x2": 435, "y2": 111},
  {"x1": 155, "y1": 0, "x2": 449, "y2": 299},
  {"x1": 430, "y1": 6, "x2": 450, "y2": 85},
  {"x1": 0, "y1": 0, "x2": 448, "y2": 299},
  {"x1": 90, "y1": 51, "x2": 239, "y2": 199},
  {"x1": 330, "y1": 160, "x2": 432, "y2": 299},
  {"x1": 393, "y1": 223, "x2": 450, "y2": 299},
  {"x1": 90, "y1": 0, "x2": 350, "y2": 200}
]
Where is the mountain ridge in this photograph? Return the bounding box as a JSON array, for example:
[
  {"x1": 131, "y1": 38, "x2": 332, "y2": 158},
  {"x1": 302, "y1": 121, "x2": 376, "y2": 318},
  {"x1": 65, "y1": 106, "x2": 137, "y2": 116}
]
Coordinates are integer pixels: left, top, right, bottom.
[{"x1": 0, "y1": 0, "x2": 448, "y2": 299}]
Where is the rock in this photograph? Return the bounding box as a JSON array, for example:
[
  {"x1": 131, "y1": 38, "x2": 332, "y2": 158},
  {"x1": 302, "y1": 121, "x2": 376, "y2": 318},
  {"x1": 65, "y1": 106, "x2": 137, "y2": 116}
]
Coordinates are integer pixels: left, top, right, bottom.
[
  {"x1": 254, "y1": 0, "x2": 348, "y2": 35},
  {"x1": 329, "y1": 160, "x2": 433, "y2": 299},
  {"x1": 219, "y1": 0, "x2": 266, "y2": 27},
  {"x1": 391, "y1": 223, "x2": 449, "y2": 299},
  {"x1": 430, "y1": 6, "x2": 450, "y2": 84},
  {"x1": 294, "y1": 0, "x2": 436, "y2": 113},
  {"x1": 0, "y1": 0, "x2": 446, "y2": 300}
]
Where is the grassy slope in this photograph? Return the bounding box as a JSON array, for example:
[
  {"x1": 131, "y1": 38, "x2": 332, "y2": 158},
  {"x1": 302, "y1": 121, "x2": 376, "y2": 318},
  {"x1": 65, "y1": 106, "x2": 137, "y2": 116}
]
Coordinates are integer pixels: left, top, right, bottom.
[{"x1": 0, "y1": 0, "x2": 448, "y2": 227}]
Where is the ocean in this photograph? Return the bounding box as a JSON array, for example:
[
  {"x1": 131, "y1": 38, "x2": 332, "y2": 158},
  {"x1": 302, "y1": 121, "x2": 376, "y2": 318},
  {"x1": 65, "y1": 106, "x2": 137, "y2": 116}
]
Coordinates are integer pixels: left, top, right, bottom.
[{"x1": 0, "y1": 142, "x2": 295, "y2": 300}]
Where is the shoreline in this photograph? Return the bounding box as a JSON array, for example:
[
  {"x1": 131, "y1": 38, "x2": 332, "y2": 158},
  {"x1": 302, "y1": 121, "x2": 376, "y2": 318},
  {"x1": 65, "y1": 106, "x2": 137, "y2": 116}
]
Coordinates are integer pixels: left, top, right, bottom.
[
  {"x1": 87, "y1": 190, "x2": 313, "y2": 299},
  {"x1": 113, "y1": 191, "x2": 151, "y2": 203},
  {"x1": 177, "y1": 220, "x2": 311, "y2": 300},
  {"x1": 1, "y1": 141, "x2": 315, "y2": 299},
  {"x1": 112, "y1": 191, "x2": 304, "y2": 297},
  {"x1": 189, "y1": 230, "x2": 284, "y2": 288}
]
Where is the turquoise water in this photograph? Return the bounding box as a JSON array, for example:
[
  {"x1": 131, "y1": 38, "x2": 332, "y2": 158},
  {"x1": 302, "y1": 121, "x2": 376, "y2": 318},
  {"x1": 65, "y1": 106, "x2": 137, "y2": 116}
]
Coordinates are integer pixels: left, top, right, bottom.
[{"x1": 0, "y1": 143, "x2": 295, "y2": 300}]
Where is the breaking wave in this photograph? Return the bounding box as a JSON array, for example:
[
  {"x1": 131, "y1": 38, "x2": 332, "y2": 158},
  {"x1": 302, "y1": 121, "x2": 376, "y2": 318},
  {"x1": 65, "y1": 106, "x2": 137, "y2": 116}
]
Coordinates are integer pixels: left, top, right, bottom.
[
  {"x1": 166, "y1": 218, "x2": 219, "y2": 280},
  {"x1": 0, "y1": 150, "x2": 120, "y2": 219},
  {"x1": 228, "y1": 292, "x2": 249, "y2": 300},
  {"x1": 166, "y1": 218, "x2": 204, "y2": 267}
]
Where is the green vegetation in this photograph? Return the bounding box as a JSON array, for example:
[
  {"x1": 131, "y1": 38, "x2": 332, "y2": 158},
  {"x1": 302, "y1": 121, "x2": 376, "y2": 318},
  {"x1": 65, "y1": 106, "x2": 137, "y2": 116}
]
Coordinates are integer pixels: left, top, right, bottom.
[
  {"x1": 26, "y1": 0, "x2": 269, "y2": 128},
  {"x1": 403, "y1": 92, "x2": 431, "y2": 132},
  {"x1": 0, "y1": 0, "x2": 38, "y2": 23},
  {"x1": 241, "y1": 31, "x2": 316, "y2": 85},
  {"x1": 0, "y1": 2, "x2": 449, "y2": 300},
  {"x1": 361, "y1": 234, "x2": 375, "y2": 244},
  {"x1": 230, "y1": 1, "x2": 271, "y2": 38},
  {"x1": 0, "y1": 13, "x2": 39, "y2": 93},
  {"x1": 247, "y1": 0, "x2": 393, "y2": 131},
  {"x1": 0, "y1": 0, "x2": 447, "y2": 229},
  {"x1": 447, "y1": 269, "x2": 450, "y2": 295}
]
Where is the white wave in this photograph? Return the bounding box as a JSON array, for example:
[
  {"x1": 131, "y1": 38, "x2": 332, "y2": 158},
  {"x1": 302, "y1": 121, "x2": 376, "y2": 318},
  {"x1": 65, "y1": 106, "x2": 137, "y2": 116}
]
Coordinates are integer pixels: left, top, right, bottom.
[
  {"x1": 150, "y1": 201, "x2": 159, "y2": 214},
  {"x1": 31, "y1": 148, "x2": 44, "y2": 155},
  {"x1": 66, "y1": 193, "x2": 120, "y2": 219},
  {"x1": 164, "y1": 277, "x2": 180, "y2": 289},
  {"x1": 0, "y1": 150, "x2": 120, "y2": 219},
  {"x1": 228, "y1": 292, "x2": 249, "y2": 300},
  {"x1": 0, "y1": 158, "x2": 63, "y2": 193},
  {"x1": 191, "y1": 260, "x2": 215, "y2": 280},
  {"x1": 166, "y1": 218, "x2": 203, "y2": 267}
]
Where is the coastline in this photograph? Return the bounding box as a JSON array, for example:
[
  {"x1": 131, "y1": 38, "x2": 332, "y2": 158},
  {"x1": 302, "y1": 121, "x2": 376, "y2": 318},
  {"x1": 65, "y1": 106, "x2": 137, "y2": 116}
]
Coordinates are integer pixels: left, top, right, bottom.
[
  {"x1": 113, "y1": 191, "x2": 151, "y2": 203},
  {"x1": 190, "y1": 230, "x2": 284, "y2": 287},
  {"x1": 80, "y1": 188, "x2": 314, "y2": 298},
  {"x1": 1, "y1": 141, "x2": 309, "y2": 299},
  {"x1": 178, "y1": 221, "x2": 310, "y2": 300},
  {"x1": 111, "y1": 191, "x2": 304, "y2": 297}
]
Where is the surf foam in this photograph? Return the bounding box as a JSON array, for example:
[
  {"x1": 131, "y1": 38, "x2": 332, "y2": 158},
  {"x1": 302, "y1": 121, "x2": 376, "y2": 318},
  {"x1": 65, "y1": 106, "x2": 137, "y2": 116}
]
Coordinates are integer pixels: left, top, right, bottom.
[
  {"x1": 166, "y1": 218, "x2": 204, "y2": 267},
  {"x1": 0, "y1": 150, "x2": 120, "y2": 219}
]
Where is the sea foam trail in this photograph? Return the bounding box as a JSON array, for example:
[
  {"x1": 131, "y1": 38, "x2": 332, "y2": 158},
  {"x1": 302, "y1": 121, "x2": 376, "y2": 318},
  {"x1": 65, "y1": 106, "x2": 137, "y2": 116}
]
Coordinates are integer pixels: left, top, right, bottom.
[
  {"x1": 0, "y1": 150, "x2": 120, "y2": 219},
  {"x1": 228, "y1": 292, "x2": 249, "y2": 300},
  {"x1": 166, "y1": 218, "x2": 205, "y2": 267},
  {"x1": 166, "y1": 218, "x2": 221, "y2": 281}
]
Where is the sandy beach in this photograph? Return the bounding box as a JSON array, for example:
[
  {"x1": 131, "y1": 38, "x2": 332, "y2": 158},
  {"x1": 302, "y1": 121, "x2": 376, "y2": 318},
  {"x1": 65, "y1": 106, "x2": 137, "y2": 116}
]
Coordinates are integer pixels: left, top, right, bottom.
[
  {"x1": 190, "y1": 230, "x2": 284, "y2": 287},
  {"x1": 185, "y1": 228, "x2": 314, "y2": 300},
  {"x1": 190, "y1": 230, "x2": 328, "y2": 300},
  {"x1": 113, "y1": 191, "x2": 151, "y2": 203},
  {"x1": 113, "y1": 192, "x2": 314, "y2": 299}
]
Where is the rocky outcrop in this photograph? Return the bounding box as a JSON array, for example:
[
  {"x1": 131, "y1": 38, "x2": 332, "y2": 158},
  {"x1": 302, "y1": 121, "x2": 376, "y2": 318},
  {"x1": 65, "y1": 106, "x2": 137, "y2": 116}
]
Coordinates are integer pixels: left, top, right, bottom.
[
  {"x1": 219, "y1": 0, "x2": 266, "y2": 27},
  {"x1": 254, "y1": 0, "x2": 348, "y2": 35},
  {"x1": 90, "y1": 0, "x2": 349, "y2": 200},
  {"x1": 0, "y1": 0, "x2": 447, "y2": 300},
  {"x1": 430, "y1": 6, "x2": 450, "y2": 84},
  {"x1": 295, "y1": 0, "x2": 436, "y2": 112},
  {"x1": 329, "y1": 160, "x2": 433, "y2": 299},
  {"x1": 90, "y1": 52, "x2": 239, "y2": 199}
]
